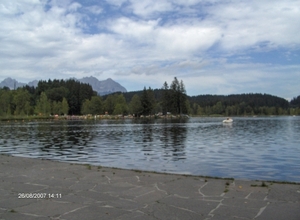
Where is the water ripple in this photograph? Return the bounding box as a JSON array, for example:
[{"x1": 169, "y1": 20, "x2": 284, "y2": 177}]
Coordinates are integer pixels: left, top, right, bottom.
[{"x1": 0, "y1": 117, "x2": 299, "y2": 182}]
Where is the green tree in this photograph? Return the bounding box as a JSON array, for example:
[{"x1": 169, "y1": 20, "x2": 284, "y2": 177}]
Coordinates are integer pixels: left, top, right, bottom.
[
  {"x1": 113, "y1": 104, "x2": 123, "y2": 115},
  {"x1": 13, "y1": 89, "x2": 31, "y2": 115},
  {"x1": 35, "y1": 78, "x2": 95, "y2": 115},
  {"x1": 24, "y1": 101, "x2": 32, "y2": 116},
  {"x1": 79, "y1": 83, "x2": 96, "y2": 108},
  {"x1": 205, "y1": 106, "x2": 212, "y2": 115},
  {"x1": 140, "y1": 87, "x2": 154, "y2": 116},
  {"x1": 61, "y1": 97, "x2": 69, "y2": 115},
  {"x1": 197, "y1": 105, "x2": 204, "y2": 115},
  {"x1": 46, "y1": 87, "x2": 68, "y2": 102},
  {"x1": 191, "y1": 103, "x2": 198, "y2": 115},
  {"x1": 68, "y1": 95, "x2": 78, "y2": 115},
  {"x1": 35, "y1": 92, "x2": 51, "y2": 115},
  {"x1": 185, "y1": 100, "x2": 192, "y2": 115},
  {"x1": 104, "y1": 95, "x2": 115, "y2": 115},
  {"x1": 169, "y1": 77, "x2": 187, "y2": 115},
  {"x1": 226, "y1": 105, "x2": 236, "y2": 116},
  {"x1": 91, "y1": 96, "x2": 103, "y2": 115},
  {"x1": 212, "y1": 101, "x2": 223, "y2": 115},
  {"x1": 179, "y1": 79, "x2": 187, "y2": 114},
  {"x1": 81, "y1": 99, "x2": 91, "y2": 115},
  {"x1": 146, "y1": 87, "x2": 156, "y2": 114},
  {"x1": 129, "y1": 94, "x2": 143, "y2": 117},
  {"x1": 161, "y1": 81, "x2": 170, "y2": 115},
  {"x1": 170, "y1": 77, "x2": 180, "y2": 114},
  {"x1": 290, "y1": 95, "x2": 300, "y2": 107},
  {"x1": 51, "y1": 101, "x2": 62, "y2": 115},
  {"x1": 0, "y1": 89, "x2": 13, "y2": 116},
  {"x1": 113, "y1": 94, "x2": 128, "y2": 115}
]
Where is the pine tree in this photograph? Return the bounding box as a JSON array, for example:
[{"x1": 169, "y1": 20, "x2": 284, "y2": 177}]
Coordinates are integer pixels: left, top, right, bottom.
[
  {"x1": 169, "y1": 77, "x2": 187, "y2": 115},
  {"x1": 140, "y1": 87, "x2": 154, "y2": 116},
  {"x1": 162, "y1": 81, "x2": 169, "y2": 115}
]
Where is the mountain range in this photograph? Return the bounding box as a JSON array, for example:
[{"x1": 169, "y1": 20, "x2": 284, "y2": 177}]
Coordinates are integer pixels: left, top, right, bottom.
[
  {"x1": 79, "y1": 76, "x2": 127, "y2": 95},
  {"x1": 0, "y1": 76, "x2": 127, "y2": 96}
]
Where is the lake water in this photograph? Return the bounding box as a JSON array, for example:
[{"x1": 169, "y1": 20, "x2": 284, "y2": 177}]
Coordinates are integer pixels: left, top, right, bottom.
[{"x1": 0, "y1": 117, "x2": 299, "y2": 182}]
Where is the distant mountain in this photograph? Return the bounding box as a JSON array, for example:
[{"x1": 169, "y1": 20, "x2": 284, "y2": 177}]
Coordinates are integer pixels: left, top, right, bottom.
[
  {"x1": 27, "y1": 80, "x2": 39, "y2": 88},
  {"x1": 0, "y1": 77, "x2": 26, "y2": 89},
  {"x1": 78, "y1": 76, "x2": 127, "y2": 96},
  {"x1": 0, "y1": 76, "x2": 127, "y2": 96}
]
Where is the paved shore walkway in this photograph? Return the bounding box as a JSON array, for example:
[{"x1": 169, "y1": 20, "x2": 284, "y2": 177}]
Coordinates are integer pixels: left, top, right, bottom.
[{"x1": 0, "y1": 155, "x2": 299, "y2": 220}]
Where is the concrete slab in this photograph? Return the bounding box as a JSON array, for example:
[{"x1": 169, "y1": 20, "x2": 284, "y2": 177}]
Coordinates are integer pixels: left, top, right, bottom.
[
  {"x1": 142, "y1": 202, "x2": 205, "y2": 220},
  {"x1": 61, "y1": 204, "x2": 131, "y2": 220},
  {"x1": 255, "y1": 202, "x2": 300, "y2": 220},
  {"x1": 0, "y1": 155, "x2": 299, "y2": 220}
]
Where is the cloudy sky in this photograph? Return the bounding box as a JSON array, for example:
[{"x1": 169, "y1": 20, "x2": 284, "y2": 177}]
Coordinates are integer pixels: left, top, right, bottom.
[{"x1": 0, "y1": 0, "x2": 299, "y2": 99}]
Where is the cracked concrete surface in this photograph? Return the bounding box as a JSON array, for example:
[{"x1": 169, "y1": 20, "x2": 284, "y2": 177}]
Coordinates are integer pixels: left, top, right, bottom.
[{"x1": 0, "y1": 155, "x2": 299, "y2": 220}]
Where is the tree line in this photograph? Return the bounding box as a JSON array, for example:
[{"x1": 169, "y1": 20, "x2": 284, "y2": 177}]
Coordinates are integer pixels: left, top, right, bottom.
[
  {"x1": 0, "y1": 79, "x2": 96, "y2": 117},
  {"x1": 188, "y1": 93, "x2": 296, "y2": 116},
  {"x1": 0, "y1": 77, "x2": 299, "y2": 118},
  {"x1": 104, "y1": 89, "x2": 300, "y2": 117},
  {"x1": 82, "y1": 77, "x2": 189, "y2": 117}
]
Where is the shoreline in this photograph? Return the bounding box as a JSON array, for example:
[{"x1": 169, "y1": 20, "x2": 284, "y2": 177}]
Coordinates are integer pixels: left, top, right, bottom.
[
  {"x1": 2, "y1": 154, "x2": 300, "y2": 185},
  {"x1": 0, "y1": 114, "x2": 298, "y2": 122}
]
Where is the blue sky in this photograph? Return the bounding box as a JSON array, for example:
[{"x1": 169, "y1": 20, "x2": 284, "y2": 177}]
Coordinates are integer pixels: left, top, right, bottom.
[{"x1": 0, "y1": 0, "x2": 299, "y2": 100}]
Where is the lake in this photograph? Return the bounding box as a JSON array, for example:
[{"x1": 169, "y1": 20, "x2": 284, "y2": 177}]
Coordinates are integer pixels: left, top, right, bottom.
[{"x1": 0, "y1": 116, "x2": 299, "y2": 182}]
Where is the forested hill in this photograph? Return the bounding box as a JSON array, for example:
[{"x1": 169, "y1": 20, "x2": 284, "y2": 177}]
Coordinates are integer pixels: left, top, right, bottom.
[
  {"x1": 290, "y1": 95, "x2": 300, "y2": 107},
  {"x1": 188, "y1": 93, "x2": 289, "y2": 108},
  {"x1": 104, "y1": 89, "x2": 294, "y2": 116},
  {"x1": 0, "y1": 79, "x2": 96, "y2": 117},
  {"x1": 105, "y1": 89, "x2": 164, "y2": 103},
  {"x1": 187, "y1": 93, "x2": 291, "y2": 115},
  {"x1": 107, "y1": 90, "x2": 289, "y2": 108}
]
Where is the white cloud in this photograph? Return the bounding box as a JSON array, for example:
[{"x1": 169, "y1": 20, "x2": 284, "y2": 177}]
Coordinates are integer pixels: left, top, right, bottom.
[
  {"x1": 109, "y1": 17, "x2": 158, "y2": 40},
  {"x1": 109, "y1": 17, "x2": 220, "y2": 58},
  {"x1": 156, "y1": 25, "x2": 220, "y2": 54},
  {"x1": 208, "y1": 1, "x2": 300, "y2": 52},
  {"x1": 0, "y1": 0, "x2": 299, "y2": 99}
]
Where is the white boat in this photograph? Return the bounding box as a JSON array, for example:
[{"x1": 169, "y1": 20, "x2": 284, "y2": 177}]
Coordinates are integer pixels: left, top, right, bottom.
[{"x1": 223, "y1": 118, "x2": 233, "y2": 123}]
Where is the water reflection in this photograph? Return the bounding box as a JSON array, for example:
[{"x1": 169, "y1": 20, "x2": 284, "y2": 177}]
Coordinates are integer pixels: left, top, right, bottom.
[
  {"x1": 160, "y1": 122, "x2": 187, "y2": 160},
  {"x1": 0, "y1": 117, "x2": 299, "y2": 182}
]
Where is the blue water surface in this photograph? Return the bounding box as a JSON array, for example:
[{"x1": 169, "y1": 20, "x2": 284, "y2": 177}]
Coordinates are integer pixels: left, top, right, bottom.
[{"x1": 0, "y1": 116, "x2": 299, "y2": 182}]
